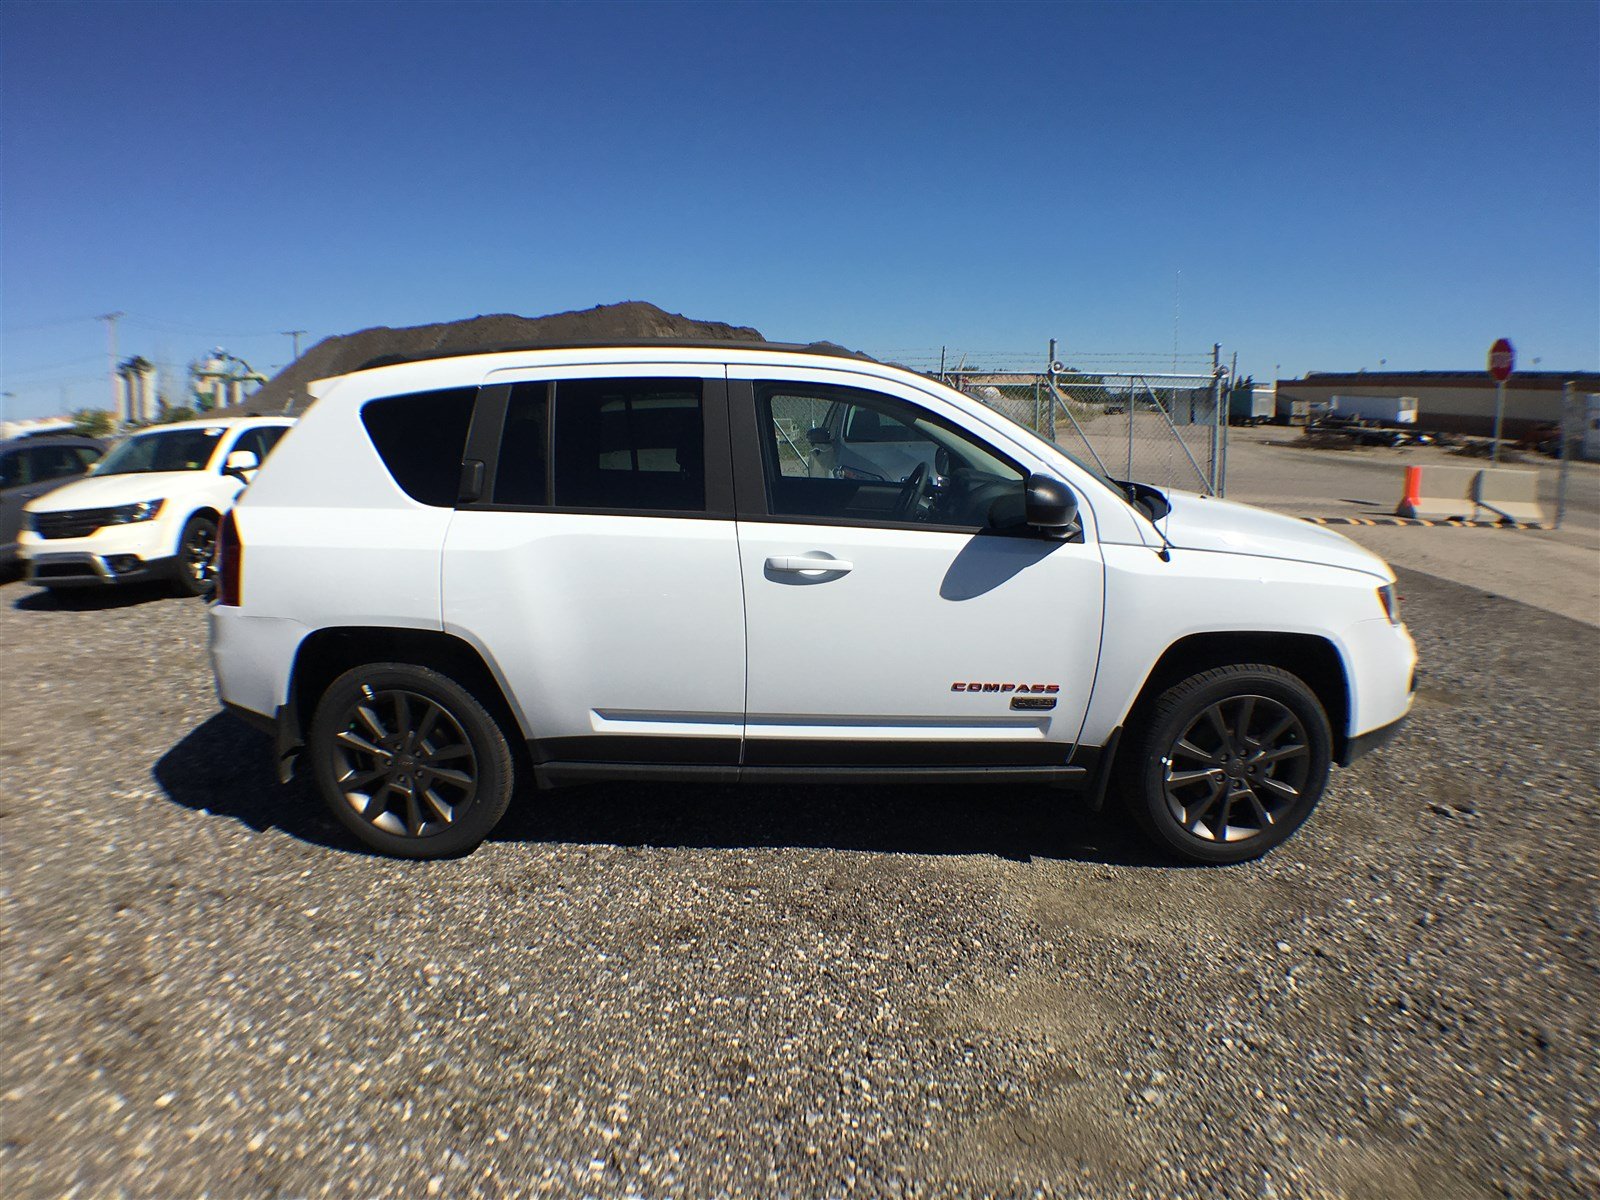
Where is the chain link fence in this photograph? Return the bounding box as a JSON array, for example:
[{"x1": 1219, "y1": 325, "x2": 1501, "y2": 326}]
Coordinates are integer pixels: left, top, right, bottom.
[{"x1": 888, "y1": 346, "x2": 1230, "y2": 494}]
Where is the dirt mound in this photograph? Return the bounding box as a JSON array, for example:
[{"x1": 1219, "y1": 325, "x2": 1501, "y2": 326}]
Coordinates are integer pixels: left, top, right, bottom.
[{"x1": 239, "y1": 301, "x2": 805, "y2": 415}]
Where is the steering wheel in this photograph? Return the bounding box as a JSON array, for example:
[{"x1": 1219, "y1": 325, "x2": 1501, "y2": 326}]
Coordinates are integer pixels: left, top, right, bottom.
[{"x1": 896, "y1": 462, "x2": 933, "y2": 521}]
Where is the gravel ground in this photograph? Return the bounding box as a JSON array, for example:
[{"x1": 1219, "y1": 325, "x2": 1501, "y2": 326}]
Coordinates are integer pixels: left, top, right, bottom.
[{"x1": 0, "y1": 567, "x2": 1595, "y2": 1200}]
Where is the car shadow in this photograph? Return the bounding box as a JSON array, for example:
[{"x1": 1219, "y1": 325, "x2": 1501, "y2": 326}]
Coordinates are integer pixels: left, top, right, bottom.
[
  {"x1": 153, "y1": 712, "x2": 1167, "y2": 867},
  {"x1": 13, "y1": 582, "x2": 179, "y2": 611}
]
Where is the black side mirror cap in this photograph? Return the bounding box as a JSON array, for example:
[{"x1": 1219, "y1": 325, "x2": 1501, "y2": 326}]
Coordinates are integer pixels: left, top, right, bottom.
[
  {"x1": 805, "y1": 427, "x2": 834, "y2": 447},
  {"x1": 1024, "y1": 473, "x2": 1078, "y2": 536}
]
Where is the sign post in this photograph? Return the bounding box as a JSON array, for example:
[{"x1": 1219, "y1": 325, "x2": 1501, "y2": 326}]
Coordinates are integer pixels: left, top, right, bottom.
[{"x1": 1487, "y1": 337, "x2": 1515, "y2": 463}]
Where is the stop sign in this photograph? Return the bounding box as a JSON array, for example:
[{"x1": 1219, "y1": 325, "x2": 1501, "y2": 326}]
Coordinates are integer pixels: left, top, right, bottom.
[{"x1": 1488, "y1": 337, "x2": 1515, "y2": 382}]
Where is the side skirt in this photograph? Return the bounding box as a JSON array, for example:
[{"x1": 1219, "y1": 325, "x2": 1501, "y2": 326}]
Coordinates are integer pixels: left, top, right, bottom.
[{"x1": 534, "y1": 761, "x2": 1090, "y2": 789}]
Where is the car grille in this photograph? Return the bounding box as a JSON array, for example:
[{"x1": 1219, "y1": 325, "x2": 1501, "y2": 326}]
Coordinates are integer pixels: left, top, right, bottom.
[{"x1": 32, "y1": 508, "x2": 115, "y2": 540}]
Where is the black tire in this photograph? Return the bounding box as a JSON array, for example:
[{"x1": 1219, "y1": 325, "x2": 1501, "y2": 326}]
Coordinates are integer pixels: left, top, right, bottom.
[
  {"x1": 172, "y1": 513, "x2": 219, "y2": 597},
  {"x1": 1118, "y1": 664, "x2": 1332, "y2": 865},
  {"x1": 307, "y1": 663, "x2": 515, "y2": 859}
]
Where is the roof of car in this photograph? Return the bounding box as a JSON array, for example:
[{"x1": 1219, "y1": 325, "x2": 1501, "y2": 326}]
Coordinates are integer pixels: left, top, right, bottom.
[
  {"x1": 0, "y1": 433, "x2": 105, "y2": 451},
  {"x1": 123, "y1": 415, "x2": 295, "y2": 432}
]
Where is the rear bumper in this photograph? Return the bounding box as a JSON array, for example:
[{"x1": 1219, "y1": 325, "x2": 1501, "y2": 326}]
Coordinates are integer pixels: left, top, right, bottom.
[{"x1": 1338, "y1": 712, "x2": 1408, "y2": 766}]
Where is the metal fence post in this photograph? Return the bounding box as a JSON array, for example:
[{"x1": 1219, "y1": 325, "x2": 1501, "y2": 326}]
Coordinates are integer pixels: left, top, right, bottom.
[
  {"x1": 1556, "y1": 380, "x2": 1574, "y2": 529},
  {"x1": 1045, "y1": 339, "x2": 1058, "y2": 442},
  {"x1": 1209, "y1": 344, "x2": 1222, "y2": 494}
]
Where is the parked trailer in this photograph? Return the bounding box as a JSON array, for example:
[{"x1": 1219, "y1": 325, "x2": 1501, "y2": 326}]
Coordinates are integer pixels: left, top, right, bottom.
[
  {"x1": 1229, "y1": 385, "x2": 1276, "y2": 426},
  {"x1": 1328, "y1": 394, "x2": 1419, "y2": 425}
]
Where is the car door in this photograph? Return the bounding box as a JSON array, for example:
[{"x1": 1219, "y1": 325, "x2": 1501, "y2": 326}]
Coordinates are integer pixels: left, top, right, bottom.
[
  {"x1": 729, "y1": 367, "x2": 1105, "y2": 769},
  {"x1": 442, "y1": 366, "x2": 746, "y2": 773},
  {"x1": 1, "y1": 444, "x2": 94, "y2": 552},
  {"x1": 0, "y1": 449, "x2": 27, "y2": 552}
]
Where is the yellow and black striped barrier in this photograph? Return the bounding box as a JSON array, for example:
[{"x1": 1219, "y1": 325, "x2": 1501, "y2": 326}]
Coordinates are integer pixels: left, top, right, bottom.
[{"x1": 1300, "y1": 516, "x2": 1553, "y2": 530}]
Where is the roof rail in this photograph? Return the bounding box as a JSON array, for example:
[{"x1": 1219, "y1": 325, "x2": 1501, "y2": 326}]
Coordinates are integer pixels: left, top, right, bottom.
[{"x1": 350, "y1": 339, "x2": 876, "y2": 375}]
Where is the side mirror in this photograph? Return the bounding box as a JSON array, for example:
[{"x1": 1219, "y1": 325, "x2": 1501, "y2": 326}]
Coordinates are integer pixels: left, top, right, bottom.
[
  {"x1": 805, "y1": 426, "x2": 834, "y2": 447},
  {"x1": 224, "y1": 449, "x2": 260, "y2": 478},
  {"x1": 1024, "y1": 473, "x2": 1078, "y2": 536}
]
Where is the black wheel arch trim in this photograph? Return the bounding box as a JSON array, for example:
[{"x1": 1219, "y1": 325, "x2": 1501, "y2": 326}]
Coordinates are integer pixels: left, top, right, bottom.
[{"x1": 1121, "y1": 631, "x2": 1353, "y2": 763}]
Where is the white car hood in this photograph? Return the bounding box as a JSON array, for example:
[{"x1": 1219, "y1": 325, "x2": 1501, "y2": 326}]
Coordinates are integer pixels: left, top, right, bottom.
[
  {"x1": 24, "y1": 471, "x2": 214, "y2": 513},
  {"x1": 1158, "y1": 490, "x2": 1393, "y2": 581}
]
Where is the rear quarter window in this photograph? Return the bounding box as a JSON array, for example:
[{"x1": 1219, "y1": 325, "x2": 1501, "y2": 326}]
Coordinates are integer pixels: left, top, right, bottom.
[{"x1": 360, "y1": 388, "x2": 477, "y2": 506}]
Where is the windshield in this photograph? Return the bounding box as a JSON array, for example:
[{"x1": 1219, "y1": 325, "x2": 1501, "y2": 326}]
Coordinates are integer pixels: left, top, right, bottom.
[{"x1": 93, "y1": 427, "x2": 224, "y2": 475}]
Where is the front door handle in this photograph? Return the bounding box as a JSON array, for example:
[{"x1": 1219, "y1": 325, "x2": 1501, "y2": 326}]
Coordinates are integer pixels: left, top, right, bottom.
[{"x1": 766, "y1": 554, "x2": 853, "y2": 575}]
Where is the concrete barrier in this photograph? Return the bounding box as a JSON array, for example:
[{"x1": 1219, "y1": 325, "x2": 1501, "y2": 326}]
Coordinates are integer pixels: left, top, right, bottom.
[
  {"x1": 1473, "y1": 467, "x2": 1544, "y2": 524},
  {"x1": 1396, "y1": 464, "x2": 1478, "y2": 520}
]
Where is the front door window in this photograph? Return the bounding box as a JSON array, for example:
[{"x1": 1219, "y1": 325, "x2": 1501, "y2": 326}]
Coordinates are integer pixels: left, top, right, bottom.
[{"x1": 757, "y1": 383, "x2": 1027, "y2": 530}]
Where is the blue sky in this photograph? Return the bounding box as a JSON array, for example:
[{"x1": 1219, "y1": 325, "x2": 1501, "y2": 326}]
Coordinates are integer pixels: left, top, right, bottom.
[{"x1": 2, "y1": 0, "x2": 1596, "y2": 419}]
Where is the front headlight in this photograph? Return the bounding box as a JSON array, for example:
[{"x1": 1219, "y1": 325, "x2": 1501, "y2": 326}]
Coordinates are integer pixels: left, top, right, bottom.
[
  {"x1": 1377, "y1": 583, "x2": 1401, "y2": 625},
  {"x1": 108, "y1": 499, "x2": 164, "y2": 524}
]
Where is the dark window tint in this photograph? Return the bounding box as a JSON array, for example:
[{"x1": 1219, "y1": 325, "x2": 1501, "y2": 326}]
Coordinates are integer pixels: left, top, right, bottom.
[
  {"x1": 23, "y1": 444, "x2": 91, "y2": 482},
  {"x1": 493, "y1": 382, "x2": 550, "y2": 505},
  {"x1": 551, "y1": 379, "x2": 704, "y2": 512},
  {"x1": 231, "y1": 425, "x2": 288, "y2": 464},
  {"x1": 361, "y1": 389, "x2": 476, "y2": 506},
  {"x1": 0, "y1": 453, "x2": 17, "y2": 489}
]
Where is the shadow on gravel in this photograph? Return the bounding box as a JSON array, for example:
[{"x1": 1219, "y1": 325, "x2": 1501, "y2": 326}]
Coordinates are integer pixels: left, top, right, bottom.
[
  {"x1": 12, "y1": 582, "x2": 178, "y2": 611},
  {"x1": 154, "y1": 713, "x2": 1164, "y2": 866},
  {"x1": 153, "y1": 712, "x2": 357, "y2": 850}
]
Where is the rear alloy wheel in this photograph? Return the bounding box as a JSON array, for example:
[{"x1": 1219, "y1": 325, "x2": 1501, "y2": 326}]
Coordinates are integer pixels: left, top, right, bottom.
[
  {"x1": 173, "y1": 514, "x2": 219, "y2": 597},
  {"x1": 1120, "y1": 664, "x2": 1332, "y2": 864},
  {"x1": 308, "y1": 663, "x2": 514, "y2": 858}
]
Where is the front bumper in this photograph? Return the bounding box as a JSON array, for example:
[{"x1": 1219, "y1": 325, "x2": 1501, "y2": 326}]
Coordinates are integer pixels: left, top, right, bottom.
[
  {"x1": 19, "y1": 518, "x2": 179, "y2": 587},
  {"x1": 26, "y1": 551, "x2": 179, "y2": 587}
]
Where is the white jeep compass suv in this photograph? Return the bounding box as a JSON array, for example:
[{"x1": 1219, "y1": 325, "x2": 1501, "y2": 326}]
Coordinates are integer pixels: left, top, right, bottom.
[
  {"x1": 209, "y1": 343, "x2": 1415, "y2": 863},
  {"x1": 21, "y1": 416, "x2": 293, "y2": 595}
]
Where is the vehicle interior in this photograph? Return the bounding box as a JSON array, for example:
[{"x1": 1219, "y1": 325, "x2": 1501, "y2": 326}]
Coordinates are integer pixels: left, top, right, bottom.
[{"x1": 758, "y1": 385, "x2": 1028, "y2": 530}]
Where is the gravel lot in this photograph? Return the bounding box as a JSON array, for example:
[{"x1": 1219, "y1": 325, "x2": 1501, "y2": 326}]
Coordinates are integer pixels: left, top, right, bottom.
[{"x1": 1, "y1": 566, "x2": 1595, "y2": 1200}]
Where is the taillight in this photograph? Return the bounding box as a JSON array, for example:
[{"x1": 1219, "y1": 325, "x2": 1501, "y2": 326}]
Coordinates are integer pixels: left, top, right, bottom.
[{"x1": 217, "y1": 510, "x2": 242, "y2": 606}]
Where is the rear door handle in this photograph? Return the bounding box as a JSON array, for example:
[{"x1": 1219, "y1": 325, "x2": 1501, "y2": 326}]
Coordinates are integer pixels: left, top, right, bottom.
[{"x1": 766, "y1": 554, "x2": 853, "y2": 575}]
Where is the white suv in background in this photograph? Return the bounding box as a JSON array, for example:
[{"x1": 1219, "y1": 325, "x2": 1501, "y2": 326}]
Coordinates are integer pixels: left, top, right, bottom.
[
  {"x1": 20, "y1": 416, "x2": 293, "y2": 595},
  {"x1": 209, "y1": 343, "x2": 1415, "y2": 863}
]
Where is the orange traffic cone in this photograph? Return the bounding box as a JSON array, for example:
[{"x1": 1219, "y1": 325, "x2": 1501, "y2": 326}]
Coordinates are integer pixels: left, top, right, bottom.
[{"x1": 1397, "y1": 466, "x2": 1422, "y2": 518}]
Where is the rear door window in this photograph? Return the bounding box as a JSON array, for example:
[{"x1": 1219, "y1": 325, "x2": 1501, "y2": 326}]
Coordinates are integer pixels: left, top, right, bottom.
[
  {"x1": 361, "y1": 389, "x2": 476, "y2": 506},
  {"x1": 553, "y1": 379, "x2": 705, "y2": 512}
]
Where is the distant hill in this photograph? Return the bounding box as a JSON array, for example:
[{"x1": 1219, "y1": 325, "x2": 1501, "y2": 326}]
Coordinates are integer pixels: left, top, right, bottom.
[{"x1": 239, "y1": 301, "x2": 776, "y2": 415}]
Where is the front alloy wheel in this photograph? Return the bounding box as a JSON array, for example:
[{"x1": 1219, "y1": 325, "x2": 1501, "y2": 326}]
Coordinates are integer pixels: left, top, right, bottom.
[
  {"x1": 1120, "y1": 664, "x2": 1332, "y2": 864},
  {"x1": 1161, "y1": 694, "x2": 1312, "y2": 843},
  {"x1": 174, "y1": 514, "x2": 219, "y2": 597}
]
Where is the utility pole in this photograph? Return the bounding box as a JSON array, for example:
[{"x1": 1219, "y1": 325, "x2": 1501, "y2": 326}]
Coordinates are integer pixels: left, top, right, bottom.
[
  {"x1": 98, "y1": 311, "x2": 124, "y2": 418},
  {"x1": 281, "y1": 329, "x2": 306, "y2": 361}
]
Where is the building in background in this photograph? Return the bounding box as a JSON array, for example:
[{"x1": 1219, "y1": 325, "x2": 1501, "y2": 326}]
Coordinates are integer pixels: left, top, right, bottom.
[
  {"x1": 114, "y1": 356, "x2": 160, "y2": 424},
  {"x1": 189, "y1": 350, "x2": 266, "y2": 410},
  {"x1": 1275, "y1": 370, "x2": 1600, "y2": 437}
]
